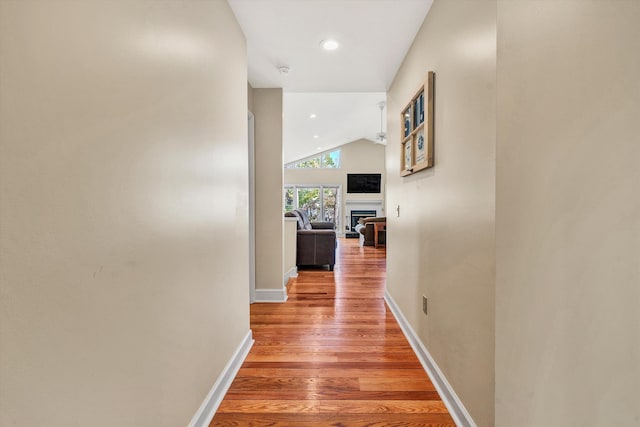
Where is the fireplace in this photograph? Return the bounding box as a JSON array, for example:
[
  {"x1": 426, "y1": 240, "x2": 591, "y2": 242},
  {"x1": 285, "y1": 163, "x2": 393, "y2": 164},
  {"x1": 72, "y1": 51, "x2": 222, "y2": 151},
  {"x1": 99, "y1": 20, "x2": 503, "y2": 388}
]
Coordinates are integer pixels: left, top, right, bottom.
[
  {"x1": 344, "y1": 199, "x2": 383, "y2": 237},
  {"x1": 350, "y1": 210, "x2": 376, "y2": 231}
]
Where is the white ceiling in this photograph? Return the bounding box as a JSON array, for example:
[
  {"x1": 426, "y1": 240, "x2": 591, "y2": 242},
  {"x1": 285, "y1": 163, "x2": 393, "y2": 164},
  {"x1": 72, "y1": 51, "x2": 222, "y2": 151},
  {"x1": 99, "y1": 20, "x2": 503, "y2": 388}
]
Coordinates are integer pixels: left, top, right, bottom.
[
  {"x1": 228, "y1": 0, "x2": 433, "y2": 161},
  {"x1": 283, "y1": 92, "x2": 386, "y2": 163}
]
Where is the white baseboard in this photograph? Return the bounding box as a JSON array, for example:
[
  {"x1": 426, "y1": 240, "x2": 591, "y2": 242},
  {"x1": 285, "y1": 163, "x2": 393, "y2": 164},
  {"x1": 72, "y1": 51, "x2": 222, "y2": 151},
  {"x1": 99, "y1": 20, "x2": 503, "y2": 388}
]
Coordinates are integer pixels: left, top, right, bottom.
[
  {"x1": 254, "y1": 286, "x2": 288, "y2": 303},
  {"x1": 188, "y1": 330, "x2": 254, "y2": 427},
  {"x1": 384, "y1": 291, "x2": 476, "y2": 427},
  {"x1": 283, "y1": 266, "x2": 298, "y2": 286}
]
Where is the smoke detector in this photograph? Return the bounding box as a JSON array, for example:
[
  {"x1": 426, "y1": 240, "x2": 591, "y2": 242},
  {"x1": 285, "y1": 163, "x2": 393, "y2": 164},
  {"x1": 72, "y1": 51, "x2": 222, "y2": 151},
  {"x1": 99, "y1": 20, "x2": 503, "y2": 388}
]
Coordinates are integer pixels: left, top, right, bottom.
[{"x1": 278, "y1": 65, "x2": 291, "y2": 75}]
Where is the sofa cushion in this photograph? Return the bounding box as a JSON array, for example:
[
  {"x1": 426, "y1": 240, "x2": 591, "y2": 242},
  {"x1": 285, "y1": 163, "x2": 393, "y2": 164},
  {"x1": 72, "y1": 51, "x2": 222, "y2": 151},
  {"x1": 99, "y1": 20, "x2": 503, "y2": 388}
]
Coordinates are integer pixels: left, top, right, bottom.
[{"x1": 310, "y1": 221, "x2": 335, "y2": 230}]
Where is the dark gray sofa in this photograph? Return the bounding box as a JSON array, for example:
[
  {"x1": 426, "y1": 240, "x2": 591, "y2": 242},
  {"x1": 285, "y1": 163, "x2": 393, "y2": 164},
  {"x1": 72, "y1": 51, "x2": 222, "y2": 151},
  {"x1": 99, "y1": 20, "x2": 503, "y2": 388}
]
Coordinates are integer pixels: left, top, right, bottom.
[{"x1": 285, "y1": 209, "x2": 337, "y2": 271}]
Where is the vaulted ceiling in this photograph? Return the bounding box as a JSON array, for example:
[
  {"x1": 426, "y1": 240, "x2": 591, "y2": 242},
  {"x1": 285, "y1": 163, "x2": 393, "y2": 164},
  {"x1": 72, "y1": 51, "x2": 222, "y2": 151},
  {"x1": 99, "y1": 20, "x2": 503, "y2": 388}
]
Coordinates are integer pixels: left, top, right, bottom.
[{"x1": 228, "y1": 0, "x2": 433, "y2": 162}]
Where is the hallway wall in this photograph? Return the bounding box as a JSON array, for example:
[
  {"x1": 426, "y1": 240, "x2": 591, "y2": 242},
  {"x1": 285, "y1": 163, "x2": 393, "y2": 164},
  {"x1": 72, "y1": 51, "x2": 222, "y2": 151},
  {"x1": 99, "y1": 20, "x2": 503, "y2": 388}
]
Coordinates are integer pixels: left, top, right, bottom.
[
  {"x1": 251, "y1": 88, "x2": 285, "y2": 291},
  {"x1": 0, "y1": 1, "x2": 250, "y2": 426},
  {"x1": 495, "y1": 1, "x2": 640, "y2": 425},
  {"x1": 386, "y1": 1, "x2": 497, "y2": 425}
]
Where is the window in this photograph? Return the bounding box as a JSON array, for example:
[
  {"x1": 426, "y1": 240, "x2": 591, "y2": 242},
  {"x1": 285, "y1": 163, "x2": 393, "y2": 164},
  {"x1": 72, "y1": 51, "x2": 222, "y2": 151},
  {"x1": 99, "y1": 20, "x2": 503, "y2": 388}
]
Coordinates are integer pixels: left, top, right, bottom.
[
  {"x1": 322, "y1": 187, "x2": 338, "y2": 223},
  {"x1": 285, "y1": 149, "x2": 341, "y2": 169},
  {"x1": 284, "y1": 187, "x2": 294, "y2": 212},
  {"x1": 297, "y1": 187, "x2": 321, "y2": 221},
  {"x1": 292, "y1": 158, "x2": 321, "y2": 169},
  {"x1": 284, "y1": 185, "x2": 341, "y2": 228},
  {"x1": 321, "y1": 150, "x2": 340, "y2": 168}
]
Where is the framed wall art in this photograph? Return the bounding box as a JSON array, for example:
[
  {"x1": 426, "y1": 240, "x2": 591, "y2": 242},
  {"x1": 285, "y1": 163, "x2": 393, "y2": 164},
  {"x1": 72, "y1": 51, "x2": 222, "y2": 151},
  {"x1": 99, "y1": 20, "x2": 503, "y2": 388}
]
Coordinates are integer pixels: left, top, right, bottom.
[{"x1": 399, "y1": 71, "x2": 434, "y2": 176}]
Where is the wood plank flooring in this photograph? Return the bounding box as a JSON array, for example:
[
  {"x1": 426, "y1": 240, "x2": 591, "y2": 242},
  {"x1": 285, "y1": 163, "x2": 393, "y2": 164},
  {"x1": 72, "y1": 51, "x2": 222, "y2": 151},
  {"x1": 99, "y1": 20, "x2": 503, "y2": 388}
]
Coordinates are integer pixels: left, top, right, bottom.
[{"x1": 211, "y1": 237, "x2": 455, "y2": 427}]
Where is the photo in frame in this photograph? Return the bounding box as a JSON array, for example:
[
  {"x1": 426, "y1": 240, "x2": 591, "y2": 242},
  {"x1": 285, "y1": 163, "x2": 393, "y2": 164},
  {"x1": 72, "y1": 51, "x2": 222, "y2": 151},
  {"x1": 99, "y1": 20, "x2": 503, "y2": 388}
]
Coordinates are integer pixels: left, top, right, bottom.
[
  {"x1": 415, "y1": 128, "x2": 425, "y2": 164},
  {"x1": 404, "y1": 140, "x2": 412, "y2": 171},
  {"x1": 403, "y1": 106, "x2": 412, "y2": 138}
]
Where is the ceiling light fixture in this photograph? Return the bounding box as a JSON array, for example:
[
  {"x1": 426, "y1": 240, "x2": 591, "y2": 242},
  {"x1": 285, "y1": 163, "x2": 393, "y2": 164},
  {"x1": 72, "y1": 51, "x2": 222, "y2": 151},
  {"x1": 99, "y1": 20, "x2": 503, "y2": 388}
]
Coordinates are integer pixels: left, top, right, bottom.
[
  {"x1": 309, "y1": 113, "x2": 317, "y2": 119},
  {"x1": 313, "y1": 134, "x2": 319, "y2": 139},
  {"x1": 320, "y1": 39, "x2": 339, "y2": 51}
]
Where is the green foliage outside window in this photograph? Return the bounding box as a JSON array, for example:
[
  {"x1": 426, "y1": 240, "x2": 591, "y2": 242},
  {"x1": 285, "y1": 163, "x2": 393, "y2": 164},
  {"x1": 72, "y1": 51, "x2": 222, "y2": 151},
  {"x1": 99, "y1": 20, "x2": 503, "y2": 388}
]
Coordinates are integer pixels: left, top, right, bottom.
[
  {"x1": 321, "y1": 151, "x2": 339, "y2": 168},
  {"x1": 284, "y1": 188, "x2": 294, "y2": 212},
  {"x1": 285, "y1": 186, "x2": 340, "y2": 226},
  {"x1": 285, "y1": 149, "x2": 340, "y2": 169},
  {"x1": 295, "y1": 157, "x2": 321, "y2": 168},
  {"x1": 297, "y1": 188, "x2": 321, "y2": 221},
  {"x1": 322, "y1": 187, "x2": 337, "y2": 223}
]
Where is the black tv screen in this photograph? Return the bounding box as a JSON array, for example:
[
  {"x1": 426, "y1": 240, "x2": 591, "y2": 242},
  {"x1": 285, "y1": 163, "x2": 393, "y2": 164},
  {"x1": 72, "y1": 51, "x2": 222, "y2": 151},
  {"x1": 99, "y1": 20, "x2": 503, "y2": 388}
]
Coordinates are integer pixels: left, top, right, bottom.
[{"x1": 347, "y1": 173, "x2": 381, "y2": 193}]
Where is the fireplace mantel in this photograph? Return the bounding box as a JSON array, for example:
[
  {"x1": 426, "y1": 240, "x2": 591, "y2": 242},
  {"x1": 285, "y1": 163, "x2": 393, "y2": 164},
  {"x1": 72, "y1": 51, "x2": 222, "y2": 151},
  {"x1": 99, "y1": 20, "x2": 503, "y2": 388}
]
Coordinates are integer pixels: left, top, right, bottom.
[{"x1": 345, "y1": 199, "x2": 383, "y2": 205}]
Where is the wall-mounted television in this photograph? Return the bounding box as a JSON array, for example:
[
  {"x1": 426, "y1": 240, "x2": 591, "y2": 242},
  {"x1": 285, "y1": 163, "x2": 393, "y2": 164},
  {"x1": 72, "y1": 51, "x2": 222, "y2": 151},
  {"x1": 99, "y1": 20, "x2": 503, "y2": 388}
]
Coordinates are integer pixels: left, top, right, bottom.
[{"x1": 347, "y1": 173, "x2": 381, "y2": 193}]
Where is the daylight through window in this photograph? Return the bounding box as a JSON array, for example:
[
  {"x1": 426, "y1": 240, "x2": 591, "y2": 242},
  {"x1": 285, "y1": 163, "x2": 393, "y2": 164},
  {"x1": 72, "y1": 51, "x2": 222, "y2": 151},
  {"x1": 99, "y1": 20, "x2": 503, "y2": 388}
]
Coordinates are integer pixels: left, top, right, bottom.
[
  {"x1": 284, "y1": 185, "x2": 341, "y2": 227},
  {"x1": 285, "y1": 149, "x2": 341, "y2": 169}
]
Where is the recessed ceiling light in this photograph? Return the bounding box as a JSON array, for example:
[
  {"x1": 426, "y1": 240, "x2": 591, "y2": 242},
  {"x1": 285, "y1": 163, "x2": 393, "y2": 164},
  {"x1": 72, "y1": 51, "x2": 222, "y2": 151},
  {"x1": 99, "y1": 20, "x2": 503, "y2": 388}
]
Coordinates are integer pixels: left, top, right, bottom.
[
  {"x1": 313, "y1": 134, "x2": 319, "y2": 139},
  {"x1": 320, "y1": 39, "x2": 339, "y2": 51},
  {"x1": 317, "y1": 146, "x2": 323, "y2": 150},
  {"x1": 309, "y1": 113, "x2": 317, "y2": 119}
]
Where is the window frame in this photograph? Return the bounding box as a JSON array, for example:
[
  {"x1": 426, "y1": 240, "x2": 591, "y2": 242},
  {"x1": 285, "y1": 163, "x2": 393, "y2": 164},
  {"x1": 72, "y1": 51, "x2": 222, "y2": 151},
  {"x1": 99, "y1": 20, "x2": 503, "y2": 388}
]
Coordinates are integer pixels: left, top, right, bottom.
[
  {"x1": 285, "y1": 149, "x2": 341, "y2": 169},
  {"x1": 284, "y1": 184, "x2": 342, "y2": 230}
]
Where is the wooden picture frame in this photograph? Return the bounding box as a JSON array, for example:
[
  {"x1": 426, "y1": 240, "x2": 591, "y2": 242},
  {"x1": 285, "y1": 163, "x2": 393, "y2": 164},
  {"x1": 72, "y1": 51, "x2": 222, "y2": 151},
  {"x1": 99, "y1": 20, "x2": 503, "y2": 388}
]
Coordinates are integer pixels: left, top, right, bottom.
[{"x1": 399, "y1": 71, "x2": 434, "y2": 176}]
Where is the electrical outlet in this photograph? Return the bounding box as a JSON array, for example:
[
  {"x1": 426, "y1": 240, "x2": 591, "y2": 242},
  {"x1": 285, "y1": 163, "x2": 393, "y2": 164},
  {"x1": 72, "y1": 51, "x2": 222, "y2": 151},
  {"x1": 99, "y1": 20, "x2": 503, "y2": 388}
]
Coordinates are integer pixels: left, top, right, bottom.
[{"x1": 422, "y1": 296, "x2": 428, "y2": 315}]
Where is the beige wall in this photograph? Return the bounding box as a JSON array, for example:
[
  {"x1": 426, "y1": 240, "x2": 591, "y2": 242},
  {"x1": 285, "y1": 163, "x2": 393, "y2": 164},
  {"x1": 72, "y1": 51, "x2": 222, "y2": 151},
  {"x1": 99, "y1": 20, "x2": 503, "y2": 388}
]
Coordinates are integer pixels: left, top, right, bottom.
[
  {"x1": 253, "y1": 89, "x2": 284, "y2": 290},
  {"x1": 0, "y1": 1, "x2": 250, "y2": 426},
  {"x1": 285, "y1": 139, "x2": 386, "y2": 232},
  {"x1": 386, "y1": 1, "x2": 496, "y2": 425},
  {"x1": 495, "y1": 1, "x2": 640, "y2": 425},
  {"x1": 283, "y1": 218, "x2": 297, "y2": 278}
]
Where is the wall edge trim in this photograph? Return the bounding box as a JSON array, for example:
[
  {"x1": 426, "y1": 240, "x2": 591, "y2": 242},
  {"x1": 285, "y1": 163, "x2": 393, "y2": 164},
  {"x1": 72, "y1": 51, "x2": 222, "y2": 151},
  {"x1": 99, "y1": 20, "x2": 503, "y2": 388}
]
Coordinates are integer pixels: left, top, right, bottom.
[
  {"x1": 283, "y1": 267, "x2": 298, "y2": 287},
  {"x1": 254, "y1": 287, "x2": 288, "y2": 303},
  {"x1": 384, "y1": 291, "x2": 476, "y2": 427},
  {"x1": 188, "y1": 330, "x2": 254, "y2": 427}
]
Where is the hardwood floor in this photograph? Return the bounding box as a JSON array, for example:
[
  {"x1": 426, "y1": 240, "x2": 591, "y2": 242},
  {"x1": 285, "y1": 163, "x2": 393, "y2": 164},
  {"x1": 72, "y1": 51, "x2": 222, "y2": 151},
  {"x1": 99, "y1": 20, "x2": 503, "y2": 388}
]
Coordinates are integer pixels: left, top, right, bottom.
[{"x1": 211, "y1": 238, "x2": 455, "y2": 427}]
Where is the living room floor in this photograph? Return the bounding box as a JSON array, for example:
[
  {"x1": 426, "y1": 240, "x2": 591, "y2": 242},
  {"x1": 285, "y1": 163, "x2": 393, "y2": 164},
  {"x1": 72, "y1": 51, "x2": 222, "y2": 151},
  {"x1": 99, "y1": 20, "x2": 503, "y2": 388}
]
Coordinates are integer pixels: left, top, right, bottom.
[{"x1": 211, "y1": 237, "x2": 454, "y2": 426}]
